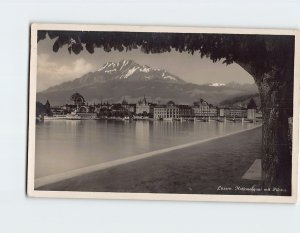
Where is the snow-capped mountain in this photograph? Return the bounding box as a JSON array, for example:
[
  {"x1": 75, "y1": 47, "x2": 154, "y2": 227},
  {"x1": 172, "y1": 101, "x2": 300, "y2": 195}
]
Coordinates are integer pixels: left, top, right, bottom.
[
  {"x1": 37, "y1": 60, "x2": 258, "y2": 106},
  {"x1": 43, "y1": 60, "x2": 185, "y2": 94},
  {"x1": 208, "y1": 83, "x2": 226, "y2": 87},
  {"x1": 96, "y1": 59, "x2": 184, "y2": 82}
]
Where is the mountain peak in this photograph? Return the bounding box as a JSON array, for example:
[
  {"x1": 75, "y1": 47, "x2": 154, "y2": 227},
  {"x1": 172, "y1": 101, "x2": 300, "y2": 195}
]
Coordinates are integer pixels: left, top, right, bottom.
[
  {"x1": 98, "y1": 59, "x2": 137, "y2": 72},
  {"x1": 208, "y1": 83, "x2": 226, "y2": 87},
  {"x1": 119, "y1": 59, "x2": 136, "y2": 66},
  {"x1": 43, "y1": 60, "x2": 186, "y2": 95},
  {"x1": 95, "y1": 60, "x2": 184, "y2": 82}
]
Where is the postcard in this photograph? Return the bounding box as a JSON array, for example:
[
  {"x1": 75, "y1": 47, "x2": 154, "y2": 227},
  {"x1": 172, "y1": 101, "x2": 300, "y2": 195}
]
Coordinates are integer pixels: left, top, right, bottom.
[{"x1": 27, "y1": 24, "x2": 299, "y2": 203}]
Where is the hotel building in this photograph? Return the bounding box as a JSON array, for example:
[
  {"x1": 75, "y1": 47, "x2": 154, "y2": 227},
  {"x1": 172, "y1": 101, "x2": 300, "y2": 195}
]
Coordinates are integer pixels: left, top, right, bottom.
[
  {"x1": 153, "y1": 101, "x2": 192, "y2": 120},
  {"x1": 192, "y1": 99, "x2": 210, "y2": 117}
]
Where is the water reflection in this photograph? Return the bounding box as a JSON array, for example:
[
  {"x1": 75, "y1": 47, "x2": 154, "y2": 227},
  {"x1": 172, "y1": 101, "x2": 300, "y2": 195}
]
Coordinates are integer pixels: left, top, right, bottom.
[{"x1": 35, "y1": 120, "x2": 257, "y2": 178}]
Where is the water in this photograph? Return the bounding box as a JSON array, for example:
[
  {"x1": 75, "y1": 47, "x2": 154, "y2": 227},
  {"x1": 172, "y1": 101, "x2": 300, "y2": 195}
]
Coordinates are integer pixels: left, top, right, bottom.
[{"x1": 35, "y1": 120, "x2": 257, "y2": 178}]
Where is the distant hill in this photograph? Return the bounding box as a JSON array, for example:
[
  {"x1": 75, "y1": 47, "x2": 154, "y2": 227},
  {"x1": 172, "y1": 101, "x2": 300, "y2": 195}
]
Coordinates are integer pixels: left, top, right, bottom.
[
  {"x1": 225, "y1": 81, "x2": 258, "y2": 93},
  {"x1": 219, "y1": 93, "x2": 261, "y2": 109},
  {"x1": 37, "y1": 60, "x2": 258, "y2": 106}
]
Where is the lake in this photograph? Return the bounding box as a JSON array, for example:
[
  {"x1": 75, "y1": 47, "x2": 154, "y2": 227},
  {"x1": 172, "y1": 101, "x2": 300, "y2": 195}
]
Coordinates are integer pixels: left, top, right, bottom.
[{"x1": 35, "y1": 120, "x2": 258, "y2": 178}]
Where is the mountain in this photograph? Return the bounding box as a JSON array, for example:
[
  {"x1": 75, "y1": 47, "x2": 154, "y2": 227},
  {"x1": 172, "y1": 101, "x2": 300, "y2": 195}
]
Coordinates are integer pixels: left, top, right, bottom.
[
  {"x1": 225, "y1": 81, "x2": 258, "y2": 93},
  {"x1": 45, "y1": 59, "x2": 184, "y2": 93},
  {"x1": 219, "y1": 93, "x2": 261, "y2": 109},
  {"x1": 37, "y1": 60, "x2": 259, "y2": 106}
]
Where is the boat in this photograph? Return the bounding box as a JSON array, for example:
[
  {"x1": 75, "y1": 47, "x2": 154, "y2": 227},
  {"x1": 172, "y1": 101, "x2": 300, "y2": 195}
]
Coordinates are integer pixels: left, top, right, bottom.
[
  {"x1": 123, "y1": 116, "x2": 130, "y2": 120},
  {"x1": 65, "y1": 114, "x2": 82, "y2": 120},
  {"x1": 44, "y1": 115, "x2": 67, "y2": 120},
  {"x1": 65, "y1": 111, "x2": 82, "y2": 120}
]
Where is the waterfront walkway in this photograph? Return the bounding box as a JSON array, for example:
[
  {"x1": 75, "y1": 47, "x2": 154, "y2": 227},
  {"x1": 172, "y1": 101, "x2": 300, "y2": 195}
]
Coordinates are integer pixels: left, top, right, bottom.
[{"x1": 38, "y1": 126, "x2": 262, "y2": 194}]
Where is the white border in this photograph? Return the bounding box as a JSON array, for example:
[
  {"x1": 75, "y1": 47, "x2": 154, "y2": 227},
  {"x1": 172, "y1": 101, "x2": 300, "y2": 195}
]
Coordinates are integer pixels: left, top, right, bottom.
[{"x1": 27, "y1": 23, "x2": 299, "y2": 203}]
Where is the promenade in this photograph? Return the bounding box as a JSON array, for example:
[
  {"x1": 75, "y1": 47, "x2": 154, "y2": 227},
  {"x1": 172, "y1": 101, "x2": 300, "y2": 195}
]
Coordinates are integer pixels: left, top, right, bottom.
[{"x1": 38, "y1": 126, "x2": 262, "y2": 195}]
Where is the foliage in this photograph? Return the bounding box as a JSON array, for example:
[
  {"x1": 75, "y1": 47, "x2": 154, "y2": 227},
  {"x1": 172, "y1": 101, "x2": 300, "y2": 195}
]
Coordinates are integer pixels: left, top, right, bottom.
[
  {"x1": 36, "y1": 100, "x2": 52, "y2": 116},
  {"x1": 37, "y1": 30, "x2": 295, "y2": 78},
  {"x1": 36, "y1": 101, "x2": 46, "y2": 117}
]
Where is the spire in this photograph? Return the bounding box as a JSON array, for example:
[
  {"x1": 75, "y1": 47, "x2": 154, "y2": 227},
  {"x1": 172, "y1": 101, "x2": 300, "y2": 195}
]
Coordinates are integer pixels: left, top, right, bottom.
[
  {"x1": 247, "y1": 98, "x2": 257, "y2": 109},
  {"x1": 122, "y1": 97, "x2": 128, "y2": 105}
]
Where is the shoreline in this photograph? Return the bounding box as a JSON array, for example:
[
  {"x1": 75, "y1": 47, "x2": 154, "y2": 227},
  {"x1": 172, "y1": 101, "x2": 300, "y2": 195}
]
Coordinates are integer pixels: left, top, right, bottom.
[{"x1": 35, "y1": 124, "x2": 262, "y2": 188}]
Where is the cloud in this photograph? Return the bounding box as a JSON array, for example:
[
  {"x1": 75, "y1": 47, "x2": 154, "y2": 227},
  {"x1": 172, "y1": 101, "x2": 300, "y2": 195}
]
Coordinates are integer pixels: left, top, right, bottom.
[{"x1": 37, "y1": 54, "x2": 95, "y2": 91}]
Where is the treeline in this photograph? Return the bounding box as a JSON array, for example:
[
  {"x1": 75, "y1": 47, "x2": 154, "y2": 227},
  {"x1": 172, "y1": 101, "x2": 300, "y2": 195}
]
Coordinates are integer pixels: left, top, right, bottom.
[{"x1": 36, "y1": 101, "x2": 52, "y2": 117}]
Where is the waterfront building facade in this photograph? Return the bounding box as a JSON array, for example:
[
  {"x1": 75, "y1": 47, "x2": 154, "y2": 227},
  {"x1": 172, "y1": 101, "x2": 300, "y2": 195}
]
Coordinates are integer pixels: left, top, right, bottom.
[
  {"x1": 192, "y1": 99, "x2": 210, "y2": 117},
  {"x1": 153, "y1": 101, "x2": 192, "y2": 120},
  {"x1": 136, "y1": 96, "x2": 152, "y2": 115},
  {"x1": 208, "y1": 105, "x2": 218, "y2": 117},
  {"x1": 71, "y1": 92, "x2": 86, "y2": 107},
  {"x1": 121, "y1": 98, "x2": 136, "y2": 114},
  {"x1": 224, "y1": 107, "x2": 248, "y2": 118},
  {"x1": 178, "y1": 105, "x2": 193, "y2": 118},
  {"x1": 41, "y1": 93, "x2": 261, "y2": 121},
  {"x1": 153, "y1": 105, "x2": 167, "y2": 119}
]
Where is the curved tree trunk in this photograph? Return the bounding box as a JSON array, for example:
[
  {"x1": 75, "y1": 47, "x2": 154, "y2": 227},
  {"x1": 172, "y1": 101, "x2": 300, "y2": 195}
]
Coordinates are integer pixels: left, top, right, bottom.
[
  {"x1": 237, "y1": 62, "x2": 293, "y2": 195},
  {"x1": 256, "y1": 67, "x2": 293, "y2": 195}
]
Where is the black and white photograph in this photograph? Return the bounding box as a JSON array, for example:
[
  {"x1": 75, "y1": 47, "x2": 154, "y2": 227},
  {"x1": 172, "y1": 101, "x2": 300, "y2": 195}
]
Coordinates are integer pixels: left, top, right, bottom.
[{"x1": 27, "y1": 24, "x2": 299, "y2": 203}]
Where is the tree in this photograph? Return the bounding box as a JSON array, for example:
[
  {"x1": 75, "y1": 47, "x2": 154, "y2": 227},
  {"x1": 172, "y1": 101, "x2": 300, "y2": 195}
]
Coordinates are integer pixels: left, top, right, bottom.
[
  {"x1": 38, "y1": 30, "x2": 295, "y2": 193},
  {"x1": 142, "y1": 111, "x2": 148, "y2": 117},
  {"x1": 36, "y1": 101, "x2": 46, "y2": 117},
  {"x1": 45, "y1": 100, "x2": 52, "y2": 116},
  {"x1": 107, "y1": 111, "x2": 112, "y2": 118}
]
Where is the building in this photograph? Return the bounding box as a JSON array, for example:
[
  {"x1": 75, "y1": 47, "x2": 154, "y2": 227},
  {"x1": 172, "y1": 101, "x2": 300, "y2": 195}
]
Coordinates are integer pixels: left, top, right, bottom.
[
  {"x1": 136, "y1": 95, "x2": 152, "y2": 115},
  {"x1": 153, "y1": 105, "x2": 167, "y2": 119},
  {"x1": 218, "y1": 108, "x2": 225, "y2": 117},
  {"x1": 121, "y1": 98, "x2": 136, "y2": 114},
  {"x1": 51, "y1": 106, "x2": 66, "y2": 116},
  {"x1": 247, "y1": 98, "x2": 258, "y2": 119},
  {"x1": 71, "y1": 92, "x2": 86, "y2": 107},
  {"x1": 224, "y1": 107, "x2": 248, "y2": 118},
  {"x1": 192, "y1": 99, "x2": 210, "y2": 117},
  {"x1": 178, "y1": 105, "x2": 193, "y2": 118},
  {"x1": 42, "y1": 92, "x2": 261, "y2": 121},
  {"x1": 217, "y1": 98, "x2": 259, "y2": 119},
  {"x1": 208, "y1": 105, "x2": 218, "y2": 117},
  {"x1": 69, "y1": 92, "x2": 97, "y2": 118},
  {"x1": 94, "y1": 102, "x2": 113, "y2": 117},
  {"x1": 153, "y1": 101, "x2": 192, "y2": 120},
  {"x1": 192, "y1": 99, "x2": 218, "y2": 117}
]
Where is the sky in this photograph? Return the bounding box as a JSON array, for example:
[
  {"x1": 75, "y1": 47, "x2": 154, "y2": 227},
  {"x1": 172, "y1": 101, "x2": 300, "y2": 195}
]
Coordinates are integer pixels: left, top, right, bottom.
[{"x1": 37, "y1": 35, "x2": 254, "y2": 92}]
